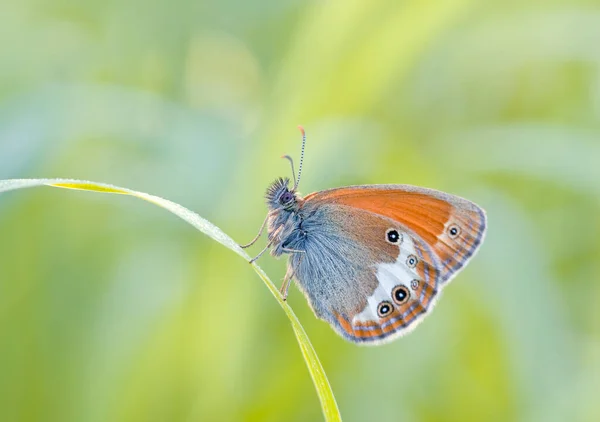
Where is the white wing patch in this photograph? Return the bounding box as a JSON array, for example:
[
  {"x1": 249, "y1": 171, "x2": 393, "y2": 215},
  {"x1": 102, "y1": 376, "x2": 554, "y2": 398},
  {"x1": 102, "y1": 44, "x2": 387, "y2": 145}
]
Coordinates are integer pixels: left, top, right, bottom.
[{"x1": 353, "y1": 234, "x2": 419, "y2": 324}]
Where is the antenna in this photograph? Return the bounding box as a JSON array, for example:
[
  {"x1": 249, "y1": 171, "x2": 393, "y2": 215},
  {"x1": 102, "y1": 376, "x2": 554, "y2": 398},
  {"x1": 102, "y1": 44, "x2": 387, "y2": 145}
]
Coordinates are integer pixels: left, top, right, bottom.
[
  {"x1": 281, "y1": 125, "x2": 306, "y2": 192},
  {"x1": 281, "y1": 154, "x2": 295, "y2": 183},
  {"x1": 294, "y1": 125, "x2": 306, "y2": 191}
]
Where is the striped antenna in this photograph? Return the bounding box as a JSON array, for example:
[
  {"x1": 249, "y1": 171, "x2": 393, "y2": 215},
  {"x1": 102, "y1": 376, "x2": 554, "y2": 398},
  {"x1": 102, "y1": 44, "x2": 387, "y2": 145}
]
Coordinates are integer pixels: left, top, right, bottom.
[{"x1": 294, "y1": 125, "x2": 306, "y2": 191}]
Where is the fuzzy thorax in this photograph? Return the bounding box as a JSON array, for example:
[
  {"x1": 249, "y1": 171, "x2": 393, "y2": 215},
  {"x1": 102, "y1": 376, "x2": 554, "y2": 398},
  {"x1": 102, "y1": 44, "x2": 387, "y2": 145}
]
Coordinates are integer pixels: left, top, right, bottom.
[{"x1": 265, "y1": 177, "x2": 307, "y2": 256}]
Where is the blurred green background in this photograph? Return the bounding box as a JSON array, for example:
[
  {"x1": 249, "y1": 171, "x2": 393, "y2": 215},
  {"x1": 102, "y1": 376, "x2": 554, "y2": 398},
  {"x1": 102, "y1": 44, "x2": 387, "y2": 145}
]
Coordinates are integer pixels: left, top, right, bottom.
[{"x1": 1, "y1": 0, "x2": 600, "y2": 421}]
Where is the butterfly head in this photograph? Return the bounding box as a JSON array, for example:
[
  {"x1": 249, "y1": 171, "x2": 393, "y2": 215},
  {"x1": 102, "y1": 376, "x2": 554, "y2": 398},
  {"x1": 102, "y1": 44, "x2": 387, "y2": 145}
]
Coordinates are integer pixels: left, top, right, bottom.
[
  {"x1": 265, "y1": 126, "x2": 307, "y2": 213},
  {"x1": 265, "y1": 177, "x2": 300, "y2": 212}
]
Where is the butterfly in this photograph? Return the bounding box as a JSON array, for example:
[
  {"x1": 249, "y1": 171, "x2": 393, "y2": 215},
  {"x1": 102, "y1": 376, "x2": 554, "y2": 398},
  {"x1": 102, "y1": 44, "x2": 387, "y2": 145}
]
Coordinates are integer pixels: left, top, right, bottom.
[{"x1": 242, "y1": 127, "x2": 487, "y2": 345}]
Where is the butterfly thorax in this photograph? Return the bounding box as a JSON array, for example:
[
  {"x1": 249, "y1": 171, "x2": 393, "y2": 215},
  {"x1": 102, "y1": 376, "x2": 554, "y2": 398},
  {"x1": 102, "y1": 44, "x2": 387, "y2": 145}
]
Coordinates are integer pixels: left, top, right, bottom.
[{"x1": 265, "y1": 177, "x2": 306, "y2": 257}]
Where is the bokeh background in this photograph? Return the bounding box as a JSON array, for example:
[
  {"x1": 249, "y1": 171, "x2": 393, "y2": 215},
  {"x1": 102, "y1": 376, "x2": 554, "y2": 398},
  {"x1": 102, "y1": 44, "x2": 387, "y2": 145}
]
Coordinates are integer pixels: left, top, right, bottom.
[{"x1": 1, "y1": 1, "x2": 600, "y2": 421}]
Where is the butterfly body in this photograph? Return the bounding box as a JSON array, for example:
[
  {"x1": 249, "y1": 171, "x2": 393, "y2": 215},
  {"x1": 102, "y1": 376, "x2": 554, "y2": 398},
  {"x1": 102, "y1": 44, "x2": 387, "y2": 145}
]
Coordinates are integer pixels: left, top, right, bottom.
[{"x1": 262, "y1": 175, "x2": 486, "y2": 345}]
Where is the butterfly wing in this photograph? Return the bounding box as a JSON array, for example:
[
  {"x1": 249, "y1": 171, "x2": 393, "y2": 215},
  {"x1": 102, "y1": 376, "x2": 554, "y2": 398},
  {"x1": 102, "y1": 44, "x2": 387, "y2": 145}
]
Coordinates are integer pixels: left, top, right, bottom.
[
  {"x1": 292, "y1": 185, "x2": 486, "y2": 345},
  {"x1": 304, "y1": 184, "x2": 487, "y2": 284}
]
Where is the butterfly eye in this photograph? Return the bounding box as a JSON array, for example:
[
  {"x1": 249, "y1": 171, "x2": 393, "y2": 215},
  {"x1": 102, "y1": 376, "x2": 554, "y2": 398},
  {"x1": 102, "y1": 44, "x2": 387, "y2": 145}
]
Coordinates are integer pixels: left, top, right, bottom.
[
  {"x1": 377, "y1": 301, "x2": 394, "y2": 318},
  {"x1": 386, "y1": 229, "x2": 402, "y2": 244},
  {"x1": 406, "y1": 255, "x2": 418, "y2": 268},
  {"x1": 447, "y1": 224, "x2": 461, "y2": 239},
  {"x1": 280, "y1": 191, "x2": 294, "y2": 204},
  {"x1": 410, "y1": 279, "x2": 420, "y2": 290},
  {"x1": 392, "y1": 285, "x2": 410, "y2": 305}
]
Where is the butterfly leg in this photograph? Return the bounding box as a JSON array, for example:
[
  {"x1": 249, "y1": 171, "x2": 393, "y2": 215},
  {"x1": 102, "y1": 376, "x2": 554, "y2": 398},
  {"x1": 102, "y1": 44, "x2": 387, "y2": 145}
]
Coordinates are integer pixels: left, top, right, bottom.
[
  {"x1": 281, "y1": 247, "x2": 305, "y2": 254},
  {"x1": 249, "y1": 241, "x2": 272, "y2": 264},
  {"x1": 280, "y1": 255, "x2": 303, "y2": 301},
  {"x1": 240, "y1": 214, "x2": 269, "y2": 248},
  {"x1": 249, "y1": 225, "x2": 284, "y2": 263},
  {"x1": 250, "y1": 245, "x2": 303, "y2": 265},
  {"x1": 280, "y1": 274, "x2": 292, "y2": 301}
]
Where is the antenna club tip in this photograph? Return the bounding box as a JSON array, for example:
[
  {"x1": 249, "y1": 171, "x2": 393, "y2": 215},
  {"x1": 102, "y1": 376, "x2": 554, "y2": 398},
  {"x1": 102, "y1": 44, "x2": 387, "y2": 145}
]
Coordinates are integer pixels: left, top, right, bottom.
[{"x1": 297, "y1": 125, "x2": 305, "y2": 136}]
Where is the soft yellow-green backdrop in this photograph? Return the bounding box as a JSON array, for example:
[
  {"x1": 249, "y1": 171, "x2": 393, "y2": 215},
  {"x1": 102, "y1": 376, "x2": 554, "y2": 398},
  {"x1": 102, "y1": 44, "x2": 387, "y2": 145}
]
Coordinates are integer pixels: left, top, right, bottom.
[{"x1": 1, "y1": 1, "x2": 599, "y2": 421}]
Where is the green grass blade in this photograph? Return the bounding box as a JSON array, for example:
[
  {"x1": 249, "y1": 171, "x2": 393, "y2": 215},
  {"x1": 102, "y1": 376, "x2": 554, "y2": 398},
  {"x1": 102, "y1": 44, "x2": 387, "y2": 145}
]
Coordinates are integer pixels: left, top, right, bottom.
[{"x1": 0, "y1": 178, "x2": 341, "y2": 422}]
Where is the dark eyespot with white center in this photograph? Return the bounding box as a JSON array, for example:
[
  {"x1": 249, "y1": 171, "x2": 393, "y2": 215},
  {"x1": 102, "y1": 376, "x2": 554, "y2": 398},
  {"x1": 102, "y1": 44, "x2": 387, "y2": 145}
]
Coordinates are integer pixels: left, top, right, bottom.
[
  {"x1": 386, "y1": 229, "x2": 402, "y2": 244},
  {"x1": 406, "y1": 254, "x2": 418, "y2": 268},
  {"x1": 447, "y1": 224, "x2": 460, "y2": 239},
  {"x1": 410, "y1": 279, "x2": 420, "y2": 290},
  {"x1": 279, "y1": 191, "x2": 294, "y2": 204},
  {"x1": 392, "y1": 285, "x2": 410, "y2": 305},
  {"x1": 377, "y1": 301, "x2": 394, "y2": 318}
]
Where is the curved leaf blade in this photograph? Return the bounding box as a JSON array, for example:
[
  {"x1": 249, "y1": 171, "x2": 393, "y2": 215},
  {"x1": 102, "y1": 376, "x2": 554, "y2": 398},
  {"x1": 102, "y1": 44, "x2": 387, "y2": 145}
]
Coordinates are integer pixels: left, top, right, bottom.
[{"x1": 0, "y1": 178, "x2": 341, "y2": 422}]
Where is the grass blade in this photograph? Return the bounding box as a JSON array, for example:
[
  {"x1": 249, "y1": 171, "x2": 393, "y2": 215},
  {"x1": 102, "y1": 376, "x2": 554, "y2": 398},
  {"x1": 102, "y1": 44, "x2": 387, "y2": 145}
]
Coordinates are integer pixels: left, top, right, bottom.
[{"x1": 0, "y1": 178, "x2": 341, "y2": 422}]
